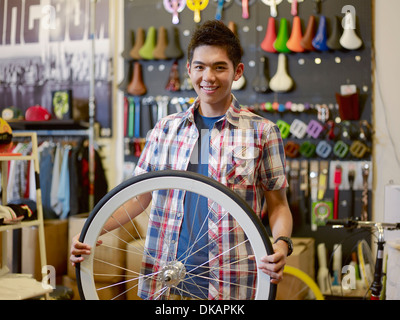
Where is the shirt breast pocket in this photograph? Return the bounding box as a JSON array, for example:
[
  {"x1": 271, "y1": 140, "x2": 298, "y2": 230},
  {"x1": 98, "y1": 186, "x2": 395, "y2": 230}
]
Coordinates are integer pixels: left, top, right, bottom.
[{"x1": 227, "y1": 146, "x2": 259, "y2": 186}]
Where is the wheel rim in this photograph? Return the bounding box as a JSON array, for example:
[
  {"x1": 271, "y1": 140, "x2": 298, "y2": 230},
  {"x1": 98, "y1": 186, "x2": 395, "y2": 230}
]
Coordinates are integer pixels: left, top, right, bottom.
[{"x1": 77, "y1": 171, "x2": 275, "y2": 300}]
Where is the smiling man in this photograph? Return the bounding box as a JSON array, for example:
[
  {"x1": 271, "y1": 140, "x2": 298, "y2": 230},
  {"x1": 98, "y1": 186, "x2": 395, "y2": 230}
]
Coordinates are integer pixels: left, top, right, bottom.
[{"x1": 71, "y1": 20, "x2": 293, "y2": 300}]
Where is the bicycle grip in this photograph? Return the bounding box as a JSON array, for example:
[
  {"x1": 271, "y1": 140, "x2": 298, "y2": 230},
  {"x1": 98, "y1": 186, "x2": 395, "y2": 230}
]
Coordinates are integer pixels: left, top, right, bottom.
[{"x1": 326, "y1": 218, "x2": 356, "y2": 228}]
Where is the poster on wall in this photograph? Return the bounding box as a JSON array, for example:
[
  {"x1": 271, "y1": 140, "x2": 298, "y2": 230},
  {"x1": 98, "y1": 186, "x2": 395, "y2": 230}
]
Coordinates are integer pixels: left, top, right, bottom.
[{"x1": 0, "y1": 0, "x2": 113, "y2": 136}]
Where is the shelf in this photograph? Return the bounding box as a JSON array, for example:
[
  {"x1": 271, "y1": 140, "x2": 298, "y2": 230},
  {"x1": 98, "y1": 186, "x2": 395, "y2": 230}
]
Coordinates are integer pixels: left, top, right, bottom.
[
  {"x1": 0, "y1": 155, "x2": 34, "y2": 161},
  {"x1": 0, "y1": 273, "x2": 53, "y2": 300},
  {"x1": 0, "y1": 220, "x2": 41, "y2": 232},
  {"x1": 8, "y1": 120, "x2": 89, "y2": 131}
]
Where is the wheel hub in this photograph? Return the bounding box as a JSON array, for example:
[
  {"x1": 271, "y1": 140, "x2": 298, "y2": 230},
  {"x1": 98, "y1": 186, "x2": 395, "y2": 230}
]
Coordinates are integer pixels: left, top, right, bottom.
[{"x1": 159, "y1": 261, "x2": 186, "y2": 287}]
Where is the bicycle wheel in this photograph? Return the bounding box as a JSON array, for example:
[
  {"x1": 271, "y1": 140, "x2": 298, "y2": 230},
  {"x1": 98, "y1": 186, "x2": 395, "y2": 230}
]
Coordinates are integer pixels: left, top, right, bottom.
[
  {"x1": 76, "y1": 170, "x2": 275, "y2": 300},
  {"x1": 277, "y1": 265, "x2": 324, "y2": 300}
]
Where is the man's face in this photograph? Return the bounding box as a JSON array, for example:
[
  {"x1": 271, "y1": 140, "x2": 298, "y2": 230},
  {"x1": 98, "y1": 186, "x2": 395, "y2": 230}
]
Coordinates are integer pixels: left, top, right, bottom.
[{"x1": 187, "y1": 45, "x2": 244, "y2": 114}]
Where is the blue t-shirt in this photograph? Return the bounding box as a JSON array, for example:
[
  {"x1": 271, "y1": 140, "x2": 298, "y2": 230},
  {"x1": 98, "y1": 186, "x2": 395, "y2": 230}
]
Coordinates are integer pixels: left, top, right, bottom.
[{"x1": 175, "y1": 109, "x2": 223, "y2": 299}]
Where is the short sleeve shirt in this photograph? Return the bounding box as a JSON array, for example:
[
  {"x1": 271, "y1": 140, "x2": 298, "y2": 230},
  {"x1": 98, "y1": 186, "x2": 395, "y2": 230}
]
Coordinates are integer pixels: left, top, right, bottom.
[{"x1": 134, "y1": 96, "x2": 287, "y2": 299}]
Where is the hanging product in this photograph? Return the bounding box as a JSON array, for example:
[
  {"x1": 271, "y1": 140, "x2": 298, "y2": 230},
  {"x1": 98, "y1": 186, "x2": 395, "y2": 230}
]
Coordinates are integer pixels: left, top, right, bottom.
[
  {"x1": 361, "y1": 163, "x2": 370, "y2": 221},
  {"x1": 231, "y1": 74, "x2": 246, "y2": 91},
  {"x1": 276, "y1": 120, "x2": 291, "y2": 139},
  {"x1": 287, "y1": 0, "x2": 304, "y2": 16},
  {"x1": 127, "y1": 62, "x2": 147, "y2": 96},
  {"x1": 327, "y1": 16, "x2": 343, "y2": 50},
  {"x1": 153, "y1": 26, "x2": 168, "y2": 60},
  {"x1": 228, "y1": 20, "x2": 238, "y2": 36},
  {"x1": 284, "y1": 141, "x2": 300, "y2": 158},
  {"x1": 312, "y1": 0, "x2": 324, "y2": 14},
  {"x1": 165, "y1": 60, "x2": 181, "y2": 92},
  {"x1": 306, "y1": 119, "x2": 324, "y2": 139},
  {"x1": 315, "y1": 140, "x2": 332, "y2": 159},
  {"x1": 186, "y1": 0, "x2": 209, "y2": 23},
  {"x1": 130, "y1": 28, "x2": 145, "y2": 60},
  {"x1": 348, "y1": 165, "x2": 356, "y2": 219},
  {"x1": 134, "y1": 96, "x2": 141, "y2": 138},
  {"x1": 290, "y1": 119, "x2": 308, "y2": 139},
  {"x1": 163, "y1": 0, "x2": 186, "y2": 25},
  {"x1": 340, "y1": 10, "x2": 363, "y2": 50},
  {"x1": 269, "y1": 53, "x2": 294, "y2": 92},
  {"x1": 274, "y1": 18, "x2": 291, "y2": 53},
  {"x1": 333, "y1": 140, "x2": 349, "y2": 158},
  {"x1": 299, "y1": 141, "x2": 316, "y2": 158},
  {"x1": 139, "y1": 26, "x2": 157, "y2": 60},
  {"x1": 349, "y1": 140, "x2": 370, "y2": 159},
  {"x1": 335, "y1": 91, "x2": 360, "y2": 120},
  {"x1": 300, "y1": 15, "x2": 316, "y2": 51},
  {"x1": 312, "y1": 15, "x2": 329, "y2": 51},
  {"x1": 286, "y1": 16, "x2": 304, "y2": 53},
  {"x1": 164, "y1": 27, "x2": 184, "y2": 60},
  {"x1": 213, "y1": 0, "x2": 234, "y2": 20},
  {"x1": 252, "y1": 56, "x2": 269, "y2": 93},
  {"x1": 261, "y1": 0, "x2": 283, "y2": 18},
  {"x1": 261, "y1": 17, "x2": 278, "y2": 53},
  {"x1": 333, "y1": 164, "x2": 342, "y2": 220},
  {"x1": 235, "y1": 0, "x2": 256, "y2": 19}
]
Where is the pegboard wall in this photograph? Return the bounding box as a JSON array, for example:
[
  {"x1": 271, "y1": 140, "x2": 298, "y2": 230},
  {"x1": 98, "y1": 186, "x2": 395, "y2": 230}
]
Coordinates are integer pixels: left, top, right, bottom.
[{"x1": 121, "y1": 0, "x2": 374, "y2": 276}]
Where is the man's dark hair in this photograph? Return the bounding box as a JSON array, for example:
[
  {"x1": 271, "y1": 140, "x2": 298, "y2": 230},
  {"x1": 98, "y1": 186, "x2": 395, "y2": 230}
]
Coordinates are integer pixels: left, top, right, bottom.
[{"x1": 187, "y1": 20, "x2": 244, "y2": 68}]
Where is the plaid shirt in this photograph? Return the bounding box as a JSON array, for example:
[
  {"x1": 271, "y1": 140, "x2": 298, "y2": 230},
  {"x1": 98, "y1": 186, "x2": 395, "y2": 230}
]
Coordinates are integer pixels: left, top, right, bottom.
[{"x1": 134, "y1": 96, "x2": 287, "y2": 299}]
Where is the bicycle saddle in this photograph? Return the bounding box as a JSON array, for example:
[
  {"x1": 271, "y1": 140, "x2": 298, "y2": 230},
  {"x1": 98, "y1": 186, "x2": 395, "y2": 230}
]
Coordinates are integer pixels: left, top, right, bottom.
[{"x1": 269, "y1": 53, "x2": 294, "y2": 93}]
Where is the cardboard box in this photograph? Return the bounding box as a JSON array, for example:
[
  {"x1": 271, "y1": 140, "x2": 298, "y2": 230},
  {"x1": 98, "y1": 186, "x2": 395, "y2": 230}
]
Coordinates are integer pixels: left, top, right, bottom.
[
  {"x1": 125, "y1": 239, "x2": 146, "y2": 300},
  {"x1": 276, "y1": 237, "x2": 315, "y2": 300},
  {"x1": 21, "y1": 219, "x2": 68, "y2": 282},
  {"x1": 67, "y1": 212, "x2": 148, "y2": 282},
  {"x1": 62, "y1": 275, "x2": 126, "y2": 300}
]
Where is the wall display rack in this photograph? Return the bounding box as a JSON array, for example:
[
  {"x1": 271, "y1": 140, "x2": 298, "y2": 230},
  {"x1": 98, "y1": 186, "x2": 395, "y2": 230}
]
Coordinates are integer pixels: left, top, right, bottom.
[{"x1": 119, "y1": 0, "x2": 373, "y2": 293}]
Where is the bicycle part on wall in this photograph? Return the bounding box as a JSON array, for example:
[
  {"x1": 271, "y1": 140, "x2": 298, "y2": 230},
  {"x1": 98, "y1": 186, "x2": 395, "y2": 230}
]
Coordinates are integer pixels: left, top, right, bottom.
[
  {"x1": 186, "y1": 0, "x2": 210, "y2": 23},
  {"x1": 163, "y1": 0, "x2": 186, "y2": 25}
]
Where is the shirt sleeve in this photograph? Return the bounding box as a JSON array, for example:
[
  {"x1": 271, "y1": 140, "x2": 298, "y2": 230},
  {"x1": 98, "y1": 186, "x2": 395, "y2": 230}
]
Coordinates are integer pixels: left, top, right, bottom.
[{"x1": 259, "y1": 124, "x2": 288, "y2": 191}]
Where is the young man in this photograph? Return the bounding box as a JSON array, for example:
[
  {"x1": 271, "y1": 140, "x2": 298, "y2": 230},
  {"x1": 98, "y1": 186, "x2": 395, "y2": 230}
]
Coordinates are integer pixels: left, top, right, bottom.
[{"x1": 71, "y1": 20, "x2": 293, "y2": 299}]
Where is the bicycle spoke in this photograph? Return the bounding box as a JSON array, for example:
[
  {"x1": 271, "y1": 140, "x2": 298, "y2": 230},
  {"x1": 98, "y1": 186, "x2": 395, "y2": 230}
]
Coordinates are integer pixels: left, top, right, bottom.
[{"x1": 77, "y1": 171, "x2": 273, "y2": 300}]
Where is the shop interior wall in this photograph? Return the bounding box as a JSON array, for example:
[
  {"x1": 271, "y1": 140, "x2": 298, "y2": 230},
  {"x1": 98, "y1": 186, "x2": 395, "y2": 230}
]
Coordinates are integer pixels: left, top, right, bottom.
[{"x1": 118, "y1": 0, "x2": 373, "y2": 260}]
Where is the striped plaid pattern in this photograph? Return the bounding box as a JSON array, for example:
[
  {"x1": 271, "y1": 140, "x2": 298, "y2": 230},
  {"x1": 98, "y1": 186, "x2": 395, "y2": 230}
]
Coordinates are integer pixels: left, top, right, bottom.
[{"x1": 134, "y1": 96, "x2": 287, "y2": 299}]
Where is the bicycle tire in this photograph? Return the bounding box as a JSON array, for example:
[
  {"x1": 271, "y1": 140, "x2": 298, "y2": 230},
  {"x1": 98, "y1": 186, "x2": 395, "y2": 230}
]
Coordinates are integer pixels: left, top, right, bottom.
[
  {"x1": 280, "y1": 265, "x2": 324, "y2": 300},
  {"x1": 76, "y1": 170, "x2": 276, "y2": 300}
]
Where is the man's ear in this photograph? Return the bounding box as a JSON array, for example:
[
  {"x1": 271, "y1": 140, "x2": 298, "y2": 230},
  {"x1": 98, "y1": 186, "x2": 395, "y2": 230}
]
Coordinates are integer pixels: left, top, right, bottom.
[
  {"x1": 234, "y1": 63, "x2": 245, "y2": 81},
  {"x1": 186, "y1": 61, "x2": 191, "y2": 75}
]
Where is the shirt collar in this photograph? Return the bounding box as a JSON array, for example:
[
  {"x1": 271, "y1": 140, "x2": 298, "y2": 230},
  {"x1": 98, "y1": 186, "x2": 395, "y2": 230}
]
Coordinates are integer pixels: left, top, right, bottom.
[{"x1": 185, "y1": 95, "x2": 243, "y2": 128}]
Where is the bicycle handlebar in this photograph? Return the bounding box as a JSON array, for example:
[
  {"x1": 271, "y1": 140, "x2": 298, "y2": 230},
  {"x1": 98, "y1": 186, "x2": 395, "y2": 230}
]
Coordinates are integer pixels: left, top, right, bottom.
[{"x1": 326, "y1": 219, "x2": 400, "y2": 231}]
